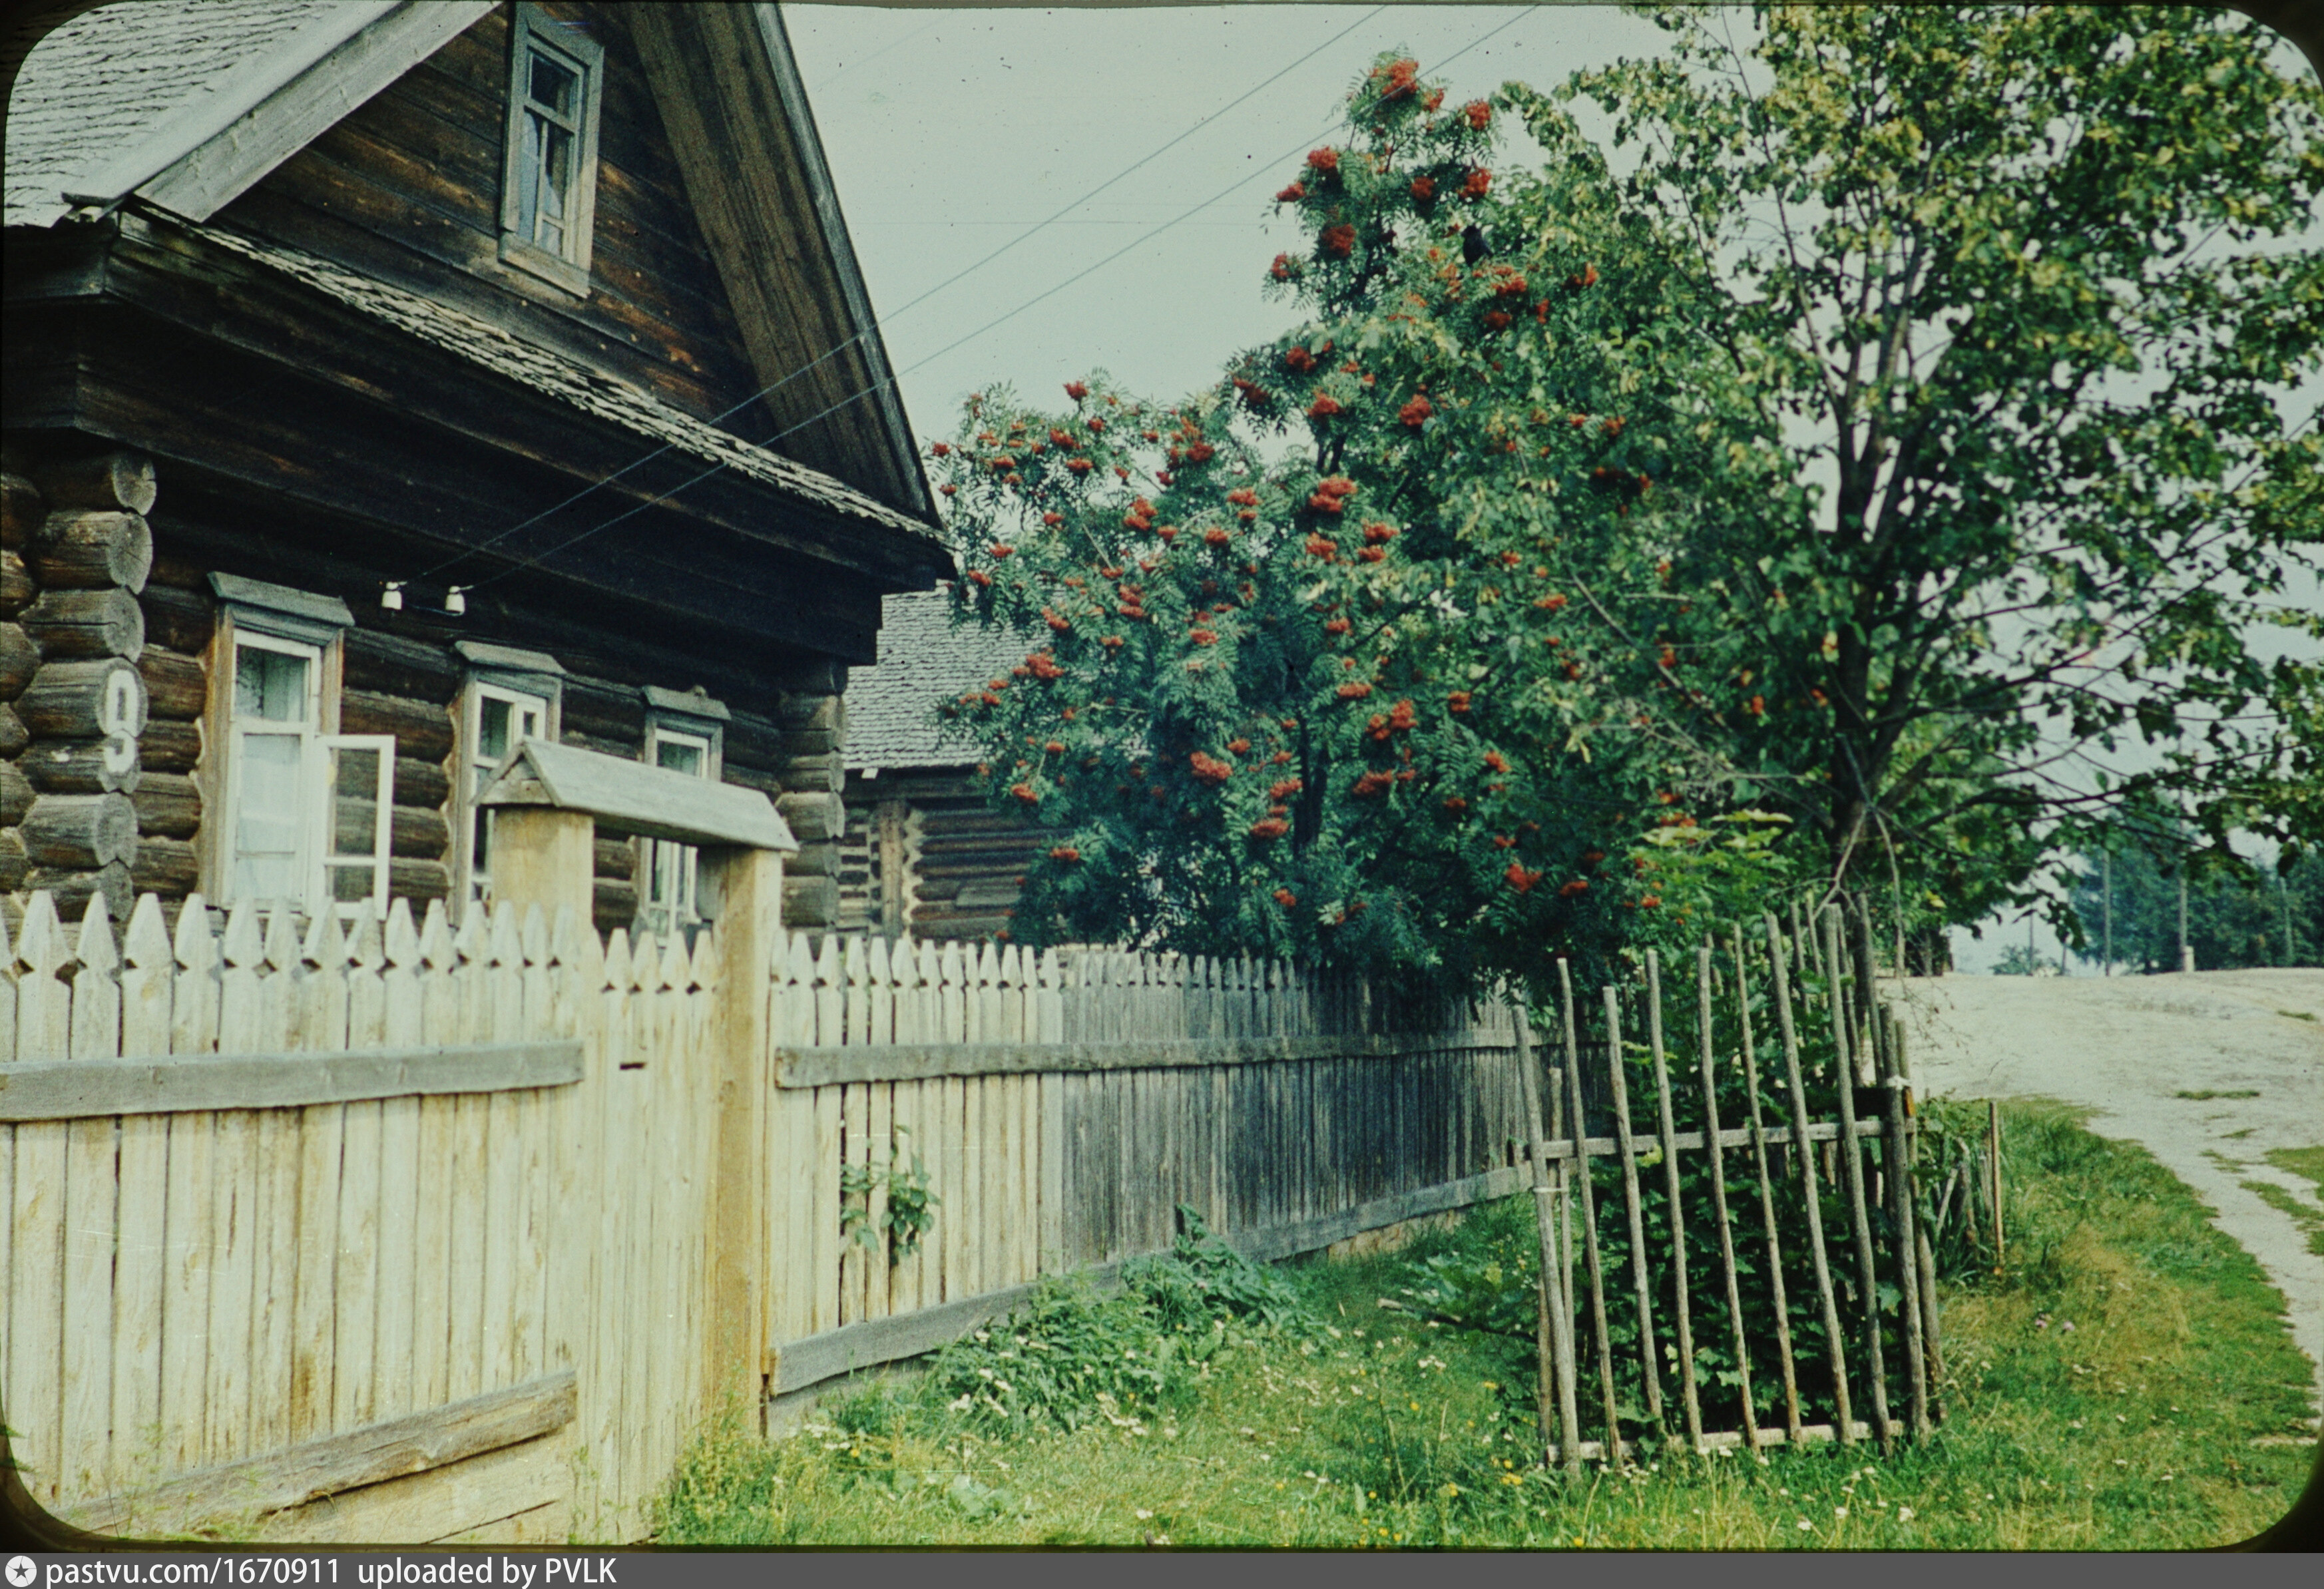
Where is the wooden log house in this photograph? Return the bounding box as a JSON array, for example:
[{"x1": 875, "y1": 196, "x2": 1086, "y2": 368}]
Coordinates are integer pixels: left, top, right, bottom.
[
  {"x1": 837, "y1": 588, "x2": 1050, "y2": 941},
  {"x1": 3, "y1": 1, "x2": 952, "y2": 941}
]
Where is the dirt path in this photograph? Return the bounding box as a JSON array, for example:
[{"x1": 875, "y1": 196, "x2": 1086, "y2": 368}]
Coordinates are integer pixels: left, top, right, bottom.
[{"x1": 1885, "y1": 969, "x2": 2324, "y2": 1424}]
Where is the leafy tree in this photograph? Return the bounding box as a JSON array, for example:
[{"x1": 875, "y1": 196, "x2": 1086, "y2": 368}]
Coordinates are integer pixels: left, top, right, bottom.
[
  {"x1": 932, "y1": 54, "x2": 1749, "y2": 986},
  {"x1": 1522, "y1": 3, "x2": 2324, "y2": 939},
  {"x1": 932, "y1": 8, "x2": 2324, "y2": 991}
]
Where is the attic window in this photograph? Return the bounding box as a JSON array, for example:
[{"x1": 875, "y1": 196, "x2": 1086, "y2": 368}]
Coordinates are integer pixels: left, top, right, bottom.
[{"x1": 499, "y1": 4, "x2": 603, "y2": 296}]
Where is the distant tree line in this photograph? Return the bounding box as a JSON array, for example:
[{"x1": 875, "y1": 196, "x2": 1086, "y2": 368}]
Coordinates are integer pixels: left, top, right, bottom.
[{"x1": 2068, "y1": 845, "x2": 2318, "y2": 973}]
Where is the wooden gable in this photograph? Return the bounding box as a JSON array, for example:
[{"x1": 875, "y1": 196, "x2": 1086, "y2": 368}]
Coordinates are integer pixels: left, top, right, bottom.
[
  {"x1": 139, "y1": 1, "x2": 923, "y2": 524},
  {"x1": 206, "y1": 7, "x2": 759, "y2": 451}
]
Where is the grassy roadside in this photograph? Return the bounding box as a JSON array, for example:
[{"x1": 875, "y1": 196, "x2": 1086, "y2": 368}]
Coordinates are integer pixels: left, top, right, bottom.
[{"x1": 651, "y1": 1100, "x2": 2316, "y2": 1549}]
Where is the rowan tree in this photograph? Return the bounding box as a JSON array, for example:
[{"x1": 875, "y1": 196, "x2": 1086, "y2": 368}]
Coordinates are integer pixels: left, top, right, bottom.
[{"x1": 931, "y1": 53, "x2": 1726, "y2": 981}]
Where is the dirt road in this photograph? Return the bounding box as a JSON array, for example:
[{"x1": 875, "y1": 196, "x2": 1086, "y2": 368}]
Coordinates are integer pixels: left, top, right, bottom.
[{"x1": 1885, "y1": 969, "x2": 2324, "y2": 1421}]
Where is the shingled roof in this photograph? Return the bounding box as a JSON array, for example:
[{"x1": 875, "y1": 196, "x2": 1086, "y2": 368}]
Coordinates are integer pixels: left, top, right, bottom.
[
  {"x1": 844, "y1": 590, "x2": 1036, "y2": 770},
  {"x1": 5, "y1": 1, "x2": 454, "y2": 229},
  {"x1": 195, "y1": 223, "x2": 945, "y2": 548}
]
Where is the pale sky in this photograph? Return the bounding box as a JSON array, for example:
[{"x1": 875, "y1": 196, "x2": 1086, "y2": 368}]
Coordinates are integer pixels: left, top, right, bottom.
[{"x1": 783, "y1": 4, "x2": 2321, "y2": 973}]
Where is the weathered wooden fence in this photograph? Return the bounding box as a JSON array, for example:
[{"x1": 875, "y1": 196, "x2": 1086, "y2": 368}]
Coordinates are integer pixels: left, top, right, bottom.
[
  {"x1": 3, "y1": 893, "x2": 1523, "y2": 1542},
  {"x1": 1520, "y1": 903, "x2": 1939, "y2": 1467},
  {"x1": 1, "y1": 889, "x2": 718, "y2": 1544},
  {"x1": 759, "y1": 938, "x2": 1527, "y2": 1392},
  {"x1": 4, "y1": 871, "x2": 1937, "y2": 1539}
]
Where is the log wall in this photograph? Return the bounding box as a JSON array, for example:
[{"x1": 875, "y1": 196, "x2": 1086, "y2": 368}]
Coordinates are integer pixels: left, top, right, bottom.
[
  {"x1": 4, "y1": 451, "x2": 849, "y2": 937},
  {"x1": 836, "y1": 766, "x2": 1049, "y2": 941}
]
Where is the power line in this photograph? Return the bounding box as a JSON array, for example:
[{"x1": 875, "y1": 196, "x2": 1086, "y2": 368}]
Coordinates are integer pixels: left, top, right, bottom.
[
  {"x1": 413, "y1": 3, "x2": 1392, "y2": 586},
  {"x1": 461, "y1": 8, "x2": 1544, "y2": 595}
]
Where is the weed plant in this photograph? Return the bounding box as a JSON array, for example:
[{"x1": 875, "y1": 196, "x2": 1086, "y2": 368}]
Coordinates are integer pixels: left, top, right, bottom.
[{"x1": 651, "y1": 1100, "x2": 2315, "y2": 1548}]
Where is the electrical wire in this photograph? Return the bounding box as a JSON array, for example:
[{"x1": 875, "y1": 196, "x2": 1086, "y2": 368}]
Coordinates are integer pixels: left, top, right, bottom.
[
  {"x1": 413, "y1": 3, "x2": 1392, "y2": 585},
  {"x1": 457, "y1": 7, "x2": 1544, "y2": 595}
]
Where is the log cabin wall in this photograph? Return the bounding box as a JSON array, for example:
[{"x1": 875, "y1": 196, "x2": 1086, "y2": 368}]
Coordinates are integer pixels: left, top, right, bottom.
[
  {"x1": 0, "y1": 449, "x2": 851, "y2": 939},
  {"x1": 836, "y1": 768, "x2": 1048, "y2": 943}
]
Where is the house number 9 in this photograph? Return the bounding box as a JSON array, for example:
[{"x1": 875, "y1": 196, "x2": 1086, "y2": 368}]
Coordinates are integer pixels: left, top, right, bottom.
[{"x1": 101, "y1": 665, "x2": 143, "y2": 776}]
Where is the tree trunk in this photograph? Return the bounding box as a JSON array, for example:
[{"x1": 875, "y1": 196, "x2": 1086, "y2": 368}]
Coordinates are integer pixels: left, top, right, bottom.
[
  {"x1": 138, "y1": 584, "x2": 214, "y2": 655},
  {"x1": 1, "y1": 549, "x2": 34, "y2": 620},
  {"x1": 132, "y1": 774, "x2": 202, "y2": 839},
  {"x1": 0, "y1": 758, "x2": 33, "y2": 827},
  {"x1": 137, "y1": 645, "x2": 207, "y2": 720},
  {"x1": 40, "y1": 451, "x2": 156, "y2": 515},
  {"x1": 25, "y1": 861, "x2": 133, "y2": 923},
  {"x1": 19, "y1": 658, "x2": 148, "y2": 740},
  {"x1": 341, "y1": 688, "x2": 453, "y2": 762},
  {"x1": 29, "y1": 509, "x2": 152, "y2": 594},
  {"x1": 1, "y1": 473, "x2": 42, "y2": 548},
  {"x1": 23, "y1": 738, "x2": 140, "y2": 795},
  {"x1": 395, "y1": 756, "x2": 451, "y2": 811},
  {"x1": 139, "y1": 719, "x2": 200, "y2": 774},
  {"x1": 343, "y1": 628, "x2": 459, "y2": 702},
  {"x1": 0, "y1": 622, "x2": 38, "y2": 700},
  {"x1": 23, "y1": 791, "x2": 138, "y2": 869},
  {"x1": 129, "y1": 836, "x2": 200, "y2": 898},
  {"x1": 21, "y1": 586, "x2": 145, "y2": 662}
]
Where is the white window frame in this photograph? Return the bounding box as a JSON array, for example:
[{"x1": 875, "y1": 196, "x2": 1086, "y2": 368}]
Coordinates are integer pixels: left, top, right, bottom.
[
  {"x1": 456, "y1": 674, "x2": 557, "y2": 917},
  {"x1": 212, "y1": 619, "x2": 395, "y2": 920},
  {"x1": 499, "y1": 2, "x2": 604, "y2": 297},
  {"x1": 640, "y1": 723, "x2": 715, "y2": 935}
]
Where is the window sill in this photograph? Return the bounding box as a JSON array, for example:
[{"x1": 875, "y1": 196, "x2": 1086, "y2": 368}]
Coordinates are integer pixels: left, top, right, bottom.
[{"x1": 498, "y1": 234, "x2": 591, "y2": 298}]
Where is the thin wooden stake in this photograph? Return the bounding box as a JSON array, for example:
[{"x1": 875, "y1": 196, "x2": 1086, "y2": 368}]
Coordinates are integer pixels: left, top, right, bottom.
[
  {"x1": 1730, "y1": 925, "x2": 1802, "y2": 1441},
  {"x1": 1643, "y1": 952, "x2": 1703, "y2": 1453},
  {"x1": 1558, "y1": 959, "x2": 1622, "y2": 1463},
  {"x1": 1878, "y1": 1003, "x2": 1931, "y2": 1441},
  {"x1": 1763, "y1": 912, "x2": 1855, "y2": 1445},
  {"x1": 1988, "y1": 1100, "x2": 2004, "y2": 1269},
  {"x1": 1602, "y1": 984, "x2": 1664, "y2": 1436},
  {"x1": 1695, "y1": 943, "x2": 1757, "y2": 1453},
  {"x1": 1823, "y1": 905, "x2": 1892, "y2": 1450},
  {"x1": 1514, "y1": 1005, "x2": 1582, "y2": 1475}
]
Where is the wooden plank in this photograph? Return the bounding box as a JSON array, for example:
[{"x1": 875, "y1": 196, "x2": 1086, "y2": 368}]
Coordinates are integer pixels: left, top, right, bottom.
[
  {"x1": 336, "y1": 1100, "x2": 384, "y2": 1432},
  {"x1": 1879, "y1": 1009, "x2": 1932, "y2": 1442},
  {"x1": 810, "y1": 1084, "x2": 841, "y2": 1335},
  {"x1": 839, "y1": 1081, "x2": 869, "y2": 1326},
  {"x1": 0, "y1": 1040, "x2": 586, "y2": 1120},
  {"x1": 289, "y1": 1101, "x2": 344, "y2": 1443},
  {"x1": 773, "y1": 1030, "x2": 1516, "y2": 1086},
  {"x1": 888, "y1": 1079, "x2": 920, "y2": 1318},
  {"x1": 60, "y1": 1112, "x2": 120, "y2": 1500},
  {"x1": 1557, "y1": 961, "x2": 1622, "y2": 1460},
  {"x1": 254, "y1": 1430, "x2": 569, "y2": 1548},
  {"x1": 61, "y1": 1369, "x2": 575, "y2": 1538},
  {"x1": 863, "y1": 1082, "x2": 891, "y2": 1323},
  {"x1": 1039, "y1": 1070, "x2": 1064, "y2": 1273},
  {"x1": 1514, "y1": 1008, "x2": 1582, "y2": 1476},
  {"x1": 1644, "y1": 953, "x2": 1703, "y2": 1453}
]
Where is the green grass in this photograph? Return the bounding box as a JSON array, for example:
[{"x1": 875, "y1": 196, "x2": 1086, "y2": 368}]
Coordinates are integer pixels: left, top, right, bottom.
[
  {"x1": 2265, "y1": 1147, "x2": 2324, "y2": 1192},
  {"x1": 2175, "y1": 1088, "x2": 2261, "y2": 1101},
  {"x1": 652, "y1": 1102, "x2": 2315, "y2": 1549},
  {"x1": 2275, "y1": 1009, "x2": 2315, "y2": 1022}
]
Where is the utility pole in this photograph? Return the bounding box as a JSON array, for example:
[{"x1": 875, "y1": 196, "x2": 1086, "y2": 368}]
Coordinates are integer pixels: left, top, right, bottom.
[
  {"x1": 2029, "y1": 911, "x2": 2038, "y2": 976},
  {"x1": 2102, "y1": 850, "x2": 2113, "y2": 976},
  {"x1": 2178, "y1": 869, "x2": 2192, "y2": 974},
  {"x1": 2286, "y1": 872, "x2": 2298, "y2": 967}
]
